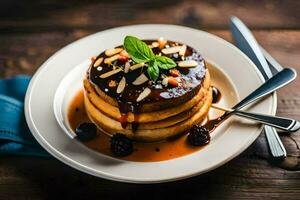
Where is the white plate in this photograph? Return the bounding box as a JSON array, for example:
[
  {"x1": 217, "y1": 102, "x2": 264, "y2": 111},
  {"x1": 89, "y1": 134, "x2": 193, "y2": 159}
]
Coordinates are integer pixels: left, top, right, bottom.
[{"x1": 25, "y1": 24, "x2": 276, "y2": 183}]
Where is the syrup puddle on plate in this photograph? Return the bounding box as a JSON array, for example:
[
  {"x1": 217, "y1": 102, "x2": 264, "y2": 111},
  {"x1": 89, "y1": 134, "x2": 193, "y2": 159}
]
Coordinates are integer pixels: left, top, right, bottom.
[{"x1": 66, "y1": 62, "x2": 239, "y2": 162}]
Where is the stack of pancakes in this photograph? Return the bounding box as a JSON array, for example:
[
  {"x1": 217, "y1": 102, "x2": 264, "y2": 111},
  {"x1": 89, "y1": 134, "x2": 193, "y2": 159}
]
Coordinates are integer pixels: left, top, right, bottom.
[{"x1": 84, "y1": 39, "x2": 212, "y2": 142}]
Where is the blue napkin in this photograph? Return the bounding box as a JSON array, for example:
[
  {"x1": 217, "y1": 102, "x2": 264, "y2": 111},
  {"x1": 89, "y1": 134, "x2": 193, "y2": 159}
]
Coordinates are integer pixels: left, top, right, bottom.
[{"x1": 0, "y1": 75, "x2": 50, "y2": 157}]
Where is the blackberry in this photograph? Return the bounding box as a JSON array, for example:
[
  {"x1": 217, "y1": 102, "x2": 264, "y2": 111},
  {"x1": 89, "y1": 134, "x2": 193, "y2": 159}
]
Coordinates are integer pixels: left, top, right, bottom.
[
  {"x1": 110, "y1": 133, "x2": 133, "y2": 157},
  {"x1": 75, "y1": 123, "x2": 97, "y2": 141},
  {"x1": 187, "y1": 125, "x2": 210, "y2": 146}
]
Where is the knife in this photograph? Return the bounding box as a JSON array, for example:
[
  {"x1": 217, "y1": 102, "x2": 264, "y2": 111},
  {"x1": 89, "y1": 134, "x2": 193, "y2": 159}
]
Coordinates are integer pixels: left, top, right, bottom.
[
  {"x1": 260, "y1": 45, "x2": 284, "y2": 72},
  {"x1": 229, "y1": 16, "x2": 293, "y2": 158}
]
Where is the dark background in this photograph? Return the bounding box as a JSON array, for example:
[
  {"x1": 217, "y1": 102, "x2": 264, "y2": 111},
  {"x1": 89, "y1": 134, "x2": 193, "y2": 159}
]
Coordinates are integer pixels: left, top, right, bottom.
[{"x1": 0, "y1": 0, "x2": 300, "y2": 199}]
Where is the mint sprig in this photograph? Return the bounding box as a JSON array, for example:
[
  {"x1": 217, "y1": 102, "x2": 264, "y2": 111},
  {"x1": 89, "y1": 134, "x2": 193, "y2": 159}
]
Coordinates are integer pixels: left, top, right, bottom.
[
  {"x1": 124, "y1": 36, "x2": 176, "y2": 80},
  {"x1": 147, "y1": 60, "x2": 160, "y2": 80},
  {"x1": 154, "y1": 55, "x2": 177, "y2": 70}
]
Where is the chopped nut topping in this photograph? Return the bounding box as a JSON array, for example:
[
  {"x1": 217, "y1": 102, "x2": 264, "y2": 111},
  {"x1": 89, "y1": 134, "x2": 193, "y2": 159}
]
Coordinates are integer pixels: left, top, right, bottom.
[
  {"x1": 130, "y1": 62, "x2": 145, "y2": 71},
  {"x1": 119, "y1": 50, "x2": 129, "y2": 63},
  {"x1": 162, "y1": 77, "x2": 169, "y2": 87},
  {"x1": 91, "y1": 56, "x2": 96, "y2": 62},
  {"x1": 169, "y1": 69, "x2": 180, "y2": 77},
  {"x1": 120, "y1": 50, "x2": 130, "y2": 58},
  {"x1": 100, "y1": 68, "x2": 122, "y2": 78},
  {"x1": 158, "y1": 37, "x2": 167, "y2": 49},
  {"x1": 93, "y1": 57, "x2": 103, "y2": 67},
  {"x1": 161, "y1": 46, "x2": 182, "y2": 54},
  {"x1": 179, "y1": 45, "x2": 187, "y2": 56},
  {"x1": 104, "y1": 54, "x2": 120, "y2": 64},
  {"x1": 167, "y1": 77, "x2": 179, "y2": 87},
  {"x1": 178, "y1": 60, "x2": 198, "y2": 68},
  {"x1": 108, "y1": 80, "x2": 117, "y2": 88},
  {"x1": 118, "y1": 55, "x2": 128, "y2": 63},
  {"x1": 137, "y1": 88, "x2": 151, "y2": 102},
  {"x1": 132, "y1": 73, "x2": 148, "y2": 85},
  {"x1": 117, "y1": 77, "x2": 126, "y2": 93},
  {"x1": 105, "y1": 48, "x2": 123, "y2": 57}
]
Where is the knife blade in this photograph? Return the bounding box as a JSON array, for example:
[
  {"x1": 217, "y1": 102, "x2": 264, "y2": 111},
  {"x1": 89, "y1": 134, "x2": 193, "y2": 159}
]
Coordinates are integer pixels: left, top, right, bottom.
[
  {"x1": 260, "y1": 45, "x2": 283, "y2": 72},
  {"x1": 230, "y1": 16, "x2": 287, "y2": 158},
  {"x1": 230, "y1": 17, "x2": 273, "y2": 80}
]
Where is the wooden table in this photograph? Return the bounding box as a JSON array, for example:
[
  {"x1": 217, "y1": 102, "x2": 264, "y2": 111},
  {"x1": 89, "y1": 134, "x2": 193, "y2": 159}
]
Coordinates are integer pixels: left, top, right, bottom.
[{"x1": 0, "y1": 0, "x2": 299, "y2": 199}]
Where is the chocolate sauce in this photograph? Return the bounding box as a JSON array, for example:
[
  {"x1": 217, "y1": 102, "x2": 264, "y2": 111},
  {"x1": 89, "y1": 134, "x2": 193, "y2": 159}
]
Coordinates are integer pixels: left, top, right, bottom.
[
  {"x1": 212, "y1": 86, "x2": 221, "y2": 103},
  {"x1": 132, "y1": 116, "x2": 139, "y2": 132},
  {"x1": 88, "y1": 40, "x2": 207, "y2": 130},
  {"x1": 119, "y1": 114, "x2": 128, "y2": 129},
  {"x1": 203, "y1": 86, "x2": 227, "y2": 133},
  {"x1": 68, "y1": 90, "x2": 209, "y2": 162},
  {"x1": 203, "y1": 117, "x2": 223, "y2": 132}
]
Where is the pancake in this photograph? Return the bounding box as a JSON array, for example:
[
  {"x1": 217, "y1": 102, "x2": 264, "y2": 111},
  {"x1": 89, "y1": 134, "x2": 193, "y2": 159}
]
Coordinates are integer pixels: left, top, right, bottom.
[
  {"x1": 88, "y1": 40, "x2": 207, "y2": 113},
  {"x1": 83, "y1": 69, "x2": 210, "y2": 123},
  {"x1": 84, "y1": 37, "x2": 212, "y2": 142},
  {"x1": 84, "y1": 88, "x2": 212, "y2": 142},
  {"x1": 85, "y1": 88, "x2": 208, "y2": 130}
]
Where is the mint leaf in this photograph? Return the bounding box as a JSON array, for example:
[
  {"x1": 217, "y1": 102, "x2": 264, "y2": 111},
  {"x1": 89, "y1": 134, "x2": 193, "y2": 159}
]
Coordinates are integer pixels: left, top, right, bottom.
[
  {"x1": 124, "y1": 36, "x2": 155, "y2": 63},
  {"x1": 155, "y1": 56, "x2": 176, "y2": 70},
  {"x1": 147, "y1": 60, "x2": 160, "y2": 81},
  {"x1": 123, "y1": 35, "x2": 178, "y2": 81}
]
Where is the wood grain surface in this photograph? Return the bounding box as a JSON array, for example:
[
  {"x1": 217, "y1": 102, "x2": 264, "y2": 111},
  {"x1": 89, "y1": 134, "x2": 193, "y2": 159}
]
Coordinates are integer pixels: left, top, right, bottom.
[{"x1": 0, "y1": 0, "x2": 299, "y2": 199}]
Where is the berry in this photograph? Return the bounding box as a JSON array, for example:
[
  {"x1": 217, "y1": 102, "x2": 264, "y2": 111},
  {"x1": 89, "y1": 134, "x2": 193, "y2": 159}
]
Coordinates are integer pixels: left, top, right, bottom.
[
  {"x1": 187, "y1": 125, "x2": 210, "y2": 146},
  {"x1": 75, "y1": 123, "x2": 97, "y2": 141},
  {"x1": 110, "y1": 133, "x2": 133, "y2": 157}
]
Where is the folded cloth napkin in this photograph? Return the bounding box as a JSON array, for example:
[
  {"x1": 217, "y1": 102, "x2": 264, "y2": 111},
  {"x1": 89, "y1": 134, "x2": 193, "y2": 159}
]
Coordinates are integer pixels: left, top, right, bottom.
[{"x1": 0, "y1": 75, "x2": 49, "y2": 157}]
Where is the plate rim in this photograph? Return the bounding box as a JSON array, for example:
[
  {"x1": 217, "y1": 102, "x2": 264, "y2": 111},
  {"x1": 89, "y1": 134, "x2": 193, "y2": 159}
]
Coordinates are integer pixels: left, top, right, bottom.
[{"x1": 24, "y1": 24, "x2": 277, "y2": 183}]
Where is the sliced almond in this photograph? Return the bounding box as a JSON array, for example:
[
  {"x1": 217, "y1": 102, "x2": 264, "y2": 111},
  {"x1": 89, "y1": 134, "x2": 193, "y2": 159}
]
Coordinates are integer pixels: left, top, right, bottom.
[
  {"x1": 179, "y1": 45, "x2": 187, "y2": 56},
  {"x1": 105, "y1": 48, "x2": 123, "y2": 57},
  {"x1": 104, "y1": 54, "x2": 120, "y2": 64},
  {"x1": 117, "y1": 77, "x2": 126, "y2": 93},
  {"x1": 178, "y1": 60, "x2": 198, "y2": 68},
  {"x1": 93, "y1": 57, "x2": 103, "y2": 67},
  {"x1": 100, "y1": 68, "x2": 122, "y2": 78},
  {"x1": 132, "y1": 73, "x2": 148, "y2": 85},
  {"x1": 158, "y1": 37, "x2": 167, "y2": 49},
  {"x1": 124, "y1": 62, "x2": 130, "y2": 73},
  {"x1": 130, "y1": 62, "x2": 145, "y2": 71},
  {"x1": 161, "y1": 46, "x2": 182, "y2": 54},
  {"x1": 152, "y1": 42, "x2": 159, "y2": 48},
  {"x1": 136, "y1": 88, "x2": 151, "y2": 102}
]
